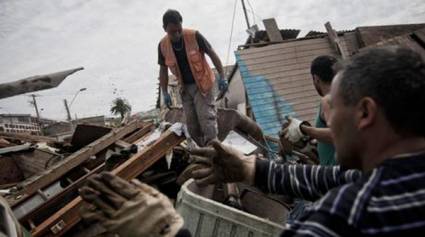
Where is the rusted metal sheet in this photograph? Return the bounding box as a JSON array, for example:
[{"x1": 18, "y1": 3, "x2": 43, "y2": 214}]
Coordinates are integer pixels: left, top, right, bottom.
[
  {"x1": 355, "y1": 23, "x2": 425, "y2": 47},
  {"x1": 30, "y1": 129, "x2": 183, "y2": 237},
  {"x1": 0, "y1": 67, "x2": 83, "y2": 99},
  {"x1": 70, "y1": 124, "x2": 111, "y2": 150}
]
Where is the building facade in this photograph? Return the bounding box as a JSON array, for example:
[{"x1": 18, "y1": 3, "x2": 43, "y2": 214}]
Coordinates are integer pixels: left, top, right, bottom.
[{"x1": 0, "y1": 114, "x2": 42, "y2": 135}]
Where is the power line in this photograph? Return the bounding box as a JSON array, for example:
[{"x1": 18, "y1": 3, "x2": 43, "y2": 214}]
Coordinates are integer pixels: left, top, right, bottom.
[
  {"x1": 225, "y1": 0, "x2": 238, "y2": 74},
  {"x1": 246, "y1": 0, "x2": 256, "y2": 25}
]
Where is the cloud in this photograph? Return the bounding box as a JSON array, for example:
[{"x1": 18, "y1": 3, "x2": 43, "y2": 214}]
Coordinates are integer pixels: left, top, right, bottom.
[{"x1": 0, "y1": 0, "x2": 424, "y2": 119}]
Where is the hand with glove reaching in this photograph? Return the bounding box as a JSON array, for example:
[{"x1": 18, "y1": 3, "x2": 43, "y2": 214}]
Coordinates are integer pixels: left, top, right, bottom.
[
  {"x1": 79, "y1": 172, "x2": 183, "y2": 237},
  {"x1": 218, "y1": 77, "x2": 228, "y2": 92},
  {"x1": 279, "y1": 116, "x2": 310, "y2": 143},
  {"x1": 190, "y1": 139, "x2": 256, "y2": 186},
  {"x1": 163, "y1": 91, "x2": 172, "y2": 109}
]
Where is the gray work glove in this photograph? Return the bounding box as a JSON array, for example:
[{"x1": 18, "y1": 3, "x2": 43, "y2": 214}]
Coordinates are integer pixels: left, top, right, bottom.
[
  {"x1": 79, "y1": 172, "x2": 183, "y2": 237},
  {"x1": 280, "y1": 116, "x2": 310, "y2": 143},
  {"x1": 163, "y1": 91, "x2": 172, "y2": 109},
  {"x1": 190, "y1": 140, "x2": 255, "y2": 186}
]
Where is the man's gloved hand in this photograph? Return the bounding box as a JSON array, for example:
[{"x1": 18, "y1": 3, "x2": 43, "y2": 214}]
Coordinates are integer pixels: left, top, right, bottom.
[
  {"x1": 163, "y1": 91, "x2": 172, "y2": 109},
  {"x1": 79, "y1": 172, "x2": 183, "y2": 237},
  {"x1": 190, "y1": 139, "x2": 255, "y2": 186},
  {"x1": 280, "y1": 117, "x2": 310, "y2": 143},
  {"x1": 218, "y1": 77, "x2": 228, "y2": 92}
]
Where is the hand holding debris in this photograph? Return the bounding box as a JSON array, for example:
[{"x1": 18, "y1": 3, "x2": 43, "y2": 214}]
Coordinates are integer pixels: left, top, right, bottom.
[
  {"x1": 190, "y1": 140, "x2": 256, "y2": 186},
  {"x1": 280, "y1": 116, "x2": 309, "y2": 143},
  {"x1": 79, "y1": 172, "x2": 183, "y2": 237}
]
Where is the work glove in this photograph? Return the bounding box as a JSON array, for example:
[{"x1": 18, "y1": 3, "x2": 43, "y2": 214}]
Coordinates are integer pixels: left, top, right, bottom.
[
  {"x1": 190, "y1": 139, "x2": 255, "y2": 186},
  {"x1": 79, "y1": 172, "x2": 183, "y2": 237},
  {"x1": 163, "y1": 91, "x2": 172, "y2": 109},
  {"x1": 279, "y1": 117, "x2": 310, "y2": 143},
  {"x1": 218, "y1": 77, "x2": 228, "y2": 92}
]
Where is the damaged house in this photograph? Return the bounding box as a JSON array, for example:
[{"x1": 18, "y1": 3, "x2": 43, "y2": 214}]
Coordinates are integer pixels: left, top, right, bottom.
[{"x1": 1, "y1": 18, "x2": 424, "y2": 237}]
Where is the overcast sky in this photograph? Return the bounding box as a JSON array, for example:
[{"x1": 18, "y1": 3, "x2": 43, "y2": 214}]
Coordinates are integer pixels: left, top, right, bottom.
[{"x1": 1, "y1": 0, "x2": 424, "y2": 120}]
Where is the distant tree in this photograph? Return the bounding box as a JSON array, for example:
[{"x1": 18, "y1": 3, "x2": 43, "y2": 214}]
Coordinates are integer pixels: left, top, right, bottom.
[{"x1": 110, "y1": 97, "x2": 131, "y2": 120}]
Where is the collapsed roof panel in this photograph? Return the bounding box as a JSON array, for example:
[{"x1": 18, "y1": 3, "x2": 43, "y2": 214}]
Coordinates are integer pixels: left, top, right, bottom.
[{"x1": 356, "y1": 23, "x2": 425, "y2": 47}]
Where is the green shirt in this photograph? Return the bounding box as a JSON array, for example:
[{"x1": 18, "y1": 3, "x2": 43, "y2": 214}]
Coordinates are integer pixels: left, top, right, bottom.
[{"x1": 315, "y1": 104, "x2": 337, "y2": 166}]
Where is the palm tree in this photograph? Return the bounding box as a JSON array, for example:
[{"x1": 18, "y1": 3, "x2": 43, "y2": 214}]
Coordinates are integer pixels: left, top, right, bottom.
[{"x1": 110, "y1": 97, "x2": 131, "y2": 120}]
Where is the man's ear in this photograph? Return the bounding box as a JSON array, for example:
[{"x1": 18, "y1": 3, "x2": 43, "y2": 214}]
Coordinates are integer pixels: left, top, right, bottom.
[
  {"x1": 356, "y1": 97, "x2": 377, "y2": 130},
  {"x1": 312, "y1": 74, "x2": 320, "y2": 82}
]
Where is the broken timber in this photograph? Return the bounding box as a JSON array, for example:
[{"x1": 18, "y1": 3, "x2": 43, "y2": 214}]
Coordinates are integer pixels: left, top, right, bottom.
[
  {"x1": 325, "y1": 22, "x2": 349, "y2": 59},
  {"x1": 9, "y1": 120, "x2": 143, "y2": 207},
  {"x1": 31, "y1": 129, "x2": 184, "y2": 237}
]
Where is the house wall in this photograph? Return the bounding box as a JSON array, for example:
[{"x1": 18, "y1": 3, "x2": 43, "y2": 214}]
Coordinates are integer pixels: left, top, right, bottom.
[{"x1": 236, "y1": 36, "x2": 338, "y2": 137}]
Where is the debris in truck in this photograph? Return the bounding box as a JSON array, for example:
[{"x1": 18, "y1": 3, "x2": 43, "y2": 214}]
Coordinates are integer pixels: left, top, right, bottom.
[{"x1": 222, "y1": 130, "x2": 257, "y2": 155}]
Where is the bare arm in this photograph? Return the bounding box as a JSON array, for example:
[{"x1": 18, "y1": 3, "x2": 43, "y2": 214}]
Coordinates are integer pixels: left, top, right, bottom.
[
  {"x1": 206, "y1": 48, "x2": 225, "y2": 79},
  {"x1": 159, "y1": 65, "x2": 169, "y2": 93},
  {"x1": 301, "y1": 96, "x2": 333, "y2": 144},
  {"x1": 301, "y1": 126, "x2": 334, "y2": 144}
]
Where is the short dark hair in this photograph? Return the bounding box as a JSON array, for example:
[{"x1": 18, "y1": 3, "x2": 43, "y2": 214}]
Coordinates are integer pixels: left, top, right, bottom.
[
  {"x1": 310, "y1": 55, "x2": 338, "y2": 83},
  {"x1": 162, "y1": 9, "x2": 182, "y2": 28},
  {"x1": 339, "y1": 47, "x2": 425, "y2": 137}
]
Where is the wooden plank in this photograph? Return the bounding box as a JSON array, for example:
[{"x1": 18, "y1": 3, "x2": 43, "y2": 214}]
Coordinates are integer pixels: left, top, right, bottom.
[
  {"x1": 115, "y1": 140, "x2": 132, "y2": 148},
  {"x1": 325, "y1": 22, "x2": 348, "y2": 59},
  {"x1": 248, "y1": 95, "x2": 320, "y2": 111},
  {"x1": 31, "y1": 129, "x2": 184, "y2": 237},
  {"x1": 239, "y1": 40, "x2": 332, "y2": 60},
  {"x1": 238, "y1": 37, "x2": 330, "y2": 55},
  {"x1": 9, "y1": 120, "x2": 143, "y2": 207},
  {"x1": 246, "y1": 52, "x2": 329, "y2": 71},
  {"x1": 18, "y1": 164, "x2": 105, "y2": 224},
  {"x1": 240, "y1": 48, "x2": 334, "y2": 66},
  {"x1": 263, "y1": 18, "x2": 283, "y2": 42},
  {"x1": 243, "y1": 71, "x2": 311, "y2": 84},
  {"x1": 122, "y1": 123, "x2": 155, "y2": 143},
  {"x1": 242, "y1": 68, "x2": 311, "y2": 81}
]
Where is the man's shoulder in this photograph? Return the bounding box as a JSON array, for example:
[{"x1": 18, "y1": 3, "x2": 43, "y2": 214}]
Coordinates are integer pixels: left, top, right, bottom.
[{"x1": 314, "y1": 169, "x2": 381, "y2": 224}]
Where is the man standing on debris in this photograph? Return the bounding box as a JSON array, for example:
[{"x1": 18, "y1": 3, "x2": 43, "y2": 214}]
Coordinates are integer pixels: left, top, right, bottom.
[
  {"x1": 158, "y1": 9, "x2": 227, "y2": 146},
  {"x1": 190, "y1": 47, "x2": 425, "y2": 236},
  {"x1": 283, "y1": 56, "x2": 338, "y2": 165}
]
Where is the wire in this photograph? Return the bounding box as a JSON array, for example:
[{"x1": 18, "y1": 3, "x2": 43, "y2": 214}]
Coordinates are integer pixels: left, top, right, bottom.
[
  {"x1": 246, "y1": 0, "x2": 256, "y2": 25},
  {"x1": 224, "y1": 0, "x2": 238, "y2": 76}
]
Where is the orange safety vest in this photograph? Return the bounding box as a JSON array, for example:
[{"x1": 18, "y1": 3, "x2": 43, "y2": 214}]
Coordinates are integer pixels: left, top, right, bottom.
[{"x1": 160, "y1": 29, "x2": 215, "y2": 95}]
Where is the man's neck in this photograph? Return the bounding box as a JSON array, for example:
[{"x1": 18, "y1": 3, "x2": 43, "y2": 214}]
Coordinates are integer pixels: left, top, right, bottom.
[{"x1": 362, "y1": 136, "x2": 425, "y2": 171}]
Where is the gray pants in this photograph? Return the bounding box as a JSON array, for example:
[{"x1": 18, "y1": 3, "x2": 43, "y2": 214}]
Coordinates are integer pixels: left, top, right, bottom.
[{"x1": 180, "y1": 84, "x2": 218, "y2": 146}]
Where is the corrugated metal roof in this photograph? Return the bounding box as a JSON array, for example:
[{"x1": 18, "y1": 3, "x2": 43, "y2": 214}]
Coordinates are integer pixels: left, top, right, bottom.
[
  {"x1": 236, "y1": 37, "x2": 337, "y2": 138},
  {"x1": 356, "y1": 24, "x2": 425, "y2": 47}
]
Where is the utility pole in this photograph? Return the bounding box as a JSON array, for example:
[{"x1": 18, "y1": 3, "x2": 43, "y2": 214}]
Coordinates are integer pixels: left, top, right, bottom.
[
  {"x1": 241, "y1": 0, "x2": 251, "y2": 29},
  {"x1": 63, "y1": 99, "x2": 72, "y2": 121},
  {"x1": 29, "y1": 94, "x2": 44, "y2": 135},
  {"x1": 30, "y1": 94, "x2": 41, "y2": 121}
]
